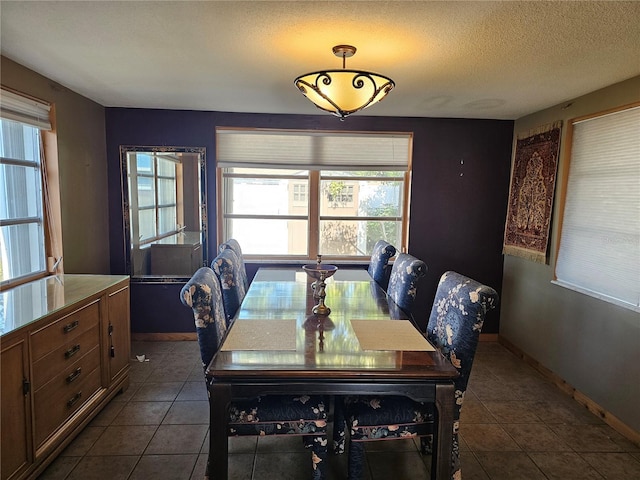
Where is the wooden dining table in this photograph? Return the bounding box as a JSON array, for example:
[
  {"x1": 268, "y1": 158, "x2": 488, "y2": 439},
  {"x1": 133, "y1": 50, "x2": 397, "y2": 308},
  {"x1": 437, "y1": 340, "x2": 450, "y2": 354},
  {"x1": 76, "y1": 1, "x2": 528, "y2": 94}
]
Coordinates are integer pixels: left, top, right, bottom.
[{"x1": 206, "y1": 267, "x2": 459, "y2": 480}]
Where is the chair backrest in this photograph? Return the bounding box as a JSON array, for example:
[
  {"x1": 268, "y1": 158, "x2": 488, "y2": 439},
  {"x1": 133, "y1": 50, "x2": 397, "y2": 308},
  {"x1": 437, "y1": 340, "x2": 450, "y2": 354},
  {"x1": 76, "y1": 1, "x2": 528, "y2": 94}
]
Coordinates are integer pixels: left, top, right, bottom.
[
  {"x1": 386, "y1": 252, "x2": 427, "y2": 315},
  {"x1": 180, "y1": 266, "x2": 228, "y2": 371},
  {"x1": 367, "y1": 240, "x2": 397, "y2": 290},
  {"x1": 219, "y1": 238, "x2": 249, "y2": 291},
  {"x1": 211, "y1": 247, "x2": 247, "y2": 324},
  {"x1": 426, "y1": 271, "x2": 498, "y2": 405}
]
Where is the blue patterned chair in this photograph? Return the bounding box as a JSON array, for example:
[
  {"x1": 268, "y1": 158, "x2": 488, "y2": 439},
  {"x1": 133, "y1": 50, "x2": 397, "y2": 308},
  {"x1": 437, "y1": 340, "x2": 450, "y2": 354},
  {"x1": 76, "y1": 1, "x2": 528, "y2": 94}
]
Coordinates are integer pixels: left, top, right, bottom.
[
  {"x1": 180, "y1": 267, "x2": 329, "y2": 480},
  {"x1": 331, "y1": 253, "x2": 427, "y2": 456},
  {"x1": 211, "y1": 248, "x2": 247, "y2": 324},
  {"x1": 342, "y1": 271, "x2": 498, "y2": 480},
  {"x1": 367, "y1": 240, "x2": 397, "y2": 290},
  {"x1": 386, "y1": 252, "x2": 428, "y2": 315},
  {"x1": 218, "y1": 238, "x2": 249, "y2": 291}
]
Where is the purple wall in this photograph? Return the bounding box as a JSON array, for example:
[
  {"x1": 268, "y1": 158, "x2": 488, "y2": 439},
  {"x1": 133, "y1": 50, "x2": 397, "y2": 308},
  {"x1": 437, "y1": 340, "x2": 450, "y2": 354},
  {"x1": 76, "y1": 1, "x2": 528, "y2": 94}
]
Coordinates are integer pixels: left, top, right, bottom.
[{"x1": 106, "y1": 109, "x2": 513, "y2": 334}]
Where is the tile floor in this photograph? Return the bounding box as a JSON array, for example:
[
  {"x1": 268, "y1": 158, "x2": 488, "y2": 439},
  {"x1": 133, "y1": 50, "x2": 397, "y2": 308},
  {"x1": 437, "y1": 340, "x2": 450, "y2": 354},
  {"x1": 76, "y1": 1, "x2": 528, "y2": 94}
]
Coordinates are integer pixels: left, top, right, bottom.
[{"x1": 39, "y1": 341, "x2": 640, "y2": 480}]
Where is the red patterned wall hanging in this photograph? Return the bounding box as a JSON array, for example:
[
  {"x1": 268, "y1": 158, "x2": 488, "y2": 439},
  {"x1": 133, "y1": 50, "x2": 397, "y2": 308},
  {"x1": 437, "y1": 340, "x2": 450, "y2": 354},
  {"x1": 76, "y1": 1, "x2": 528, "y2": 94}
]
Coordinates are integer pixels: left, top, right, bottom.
[{"x1": 503, "y1": 121, "x2": 562, "y2": 263}]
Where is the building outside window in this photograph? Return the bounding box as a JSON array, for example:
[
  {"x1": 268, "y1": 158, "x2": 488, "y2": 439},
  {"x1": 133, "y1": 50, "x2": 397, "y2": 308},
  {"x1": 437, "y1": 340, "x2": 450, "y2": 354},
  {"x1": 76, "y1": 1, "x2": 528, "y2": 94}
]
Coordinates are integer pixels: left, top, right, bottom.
[{"x1": 216, "y1": 129, "x2": 412, "y2": 259}]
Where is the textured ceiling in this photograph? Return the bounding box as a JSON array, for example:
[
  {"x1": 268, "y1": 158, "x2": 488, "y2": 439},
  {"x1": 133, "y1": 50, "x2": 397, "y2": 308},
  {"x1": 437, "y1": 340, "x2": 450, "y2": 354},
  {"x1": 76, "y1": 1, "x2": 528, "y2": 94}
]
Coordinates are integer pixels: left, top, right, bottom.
[{"x1": 1, "y1": 1, "x2": 639, "y2": 120}]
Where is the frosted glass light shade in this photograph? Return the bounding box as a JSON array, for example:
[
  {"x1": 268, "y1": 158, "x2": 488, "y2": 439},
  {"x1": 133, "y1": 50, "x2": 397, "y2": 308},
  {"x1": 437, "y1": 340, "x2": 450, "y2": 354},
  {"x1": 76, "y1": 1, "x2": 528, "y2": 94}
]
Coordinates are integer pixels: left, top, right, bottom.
[{"x1": 295, "y1": 69, "x2": 394, "y2": 119}]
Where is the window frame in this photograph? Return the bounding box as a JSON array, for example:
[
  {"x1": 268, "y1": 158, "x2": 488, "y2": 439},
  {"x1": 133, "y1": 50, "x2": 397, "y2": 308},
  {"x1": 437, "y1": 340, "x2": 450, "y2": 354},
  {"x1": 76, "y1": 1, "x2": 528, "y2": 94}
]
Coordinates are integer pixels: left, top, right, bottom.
[
  {"x1": 553, "y1": 102, "x2": 640, "y2": 312},
  {"x1": 215, "y1": 129, "x2": 412, "y2": 261},
  {"x1": 127, "y1": 152, "x2": 180, "y2": 246},
  {"x1": 0, "y1": 87, "x2": 60, "y2": 290}
]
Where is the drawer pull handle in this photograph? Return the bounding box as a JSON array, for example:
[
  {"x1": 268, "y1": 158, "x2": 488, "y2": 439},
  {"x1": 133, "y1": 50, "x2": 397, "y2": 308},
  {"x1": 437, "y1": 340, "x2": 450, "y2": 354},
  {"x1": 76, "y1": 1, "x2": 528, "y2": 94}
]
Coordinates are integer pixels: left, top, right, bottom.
[
  {"x1": 64, "y1": 344, "x2": 81, "y2": 359},
  {"x1": 63, "y1": 320, "x2": 79, "y2": 333},
  {"x1": 66, "y1": 367, "x2": 82, "y2": 383},
  {"x1": 67, "y1": 392, "x2": 82, "y2": 408}
]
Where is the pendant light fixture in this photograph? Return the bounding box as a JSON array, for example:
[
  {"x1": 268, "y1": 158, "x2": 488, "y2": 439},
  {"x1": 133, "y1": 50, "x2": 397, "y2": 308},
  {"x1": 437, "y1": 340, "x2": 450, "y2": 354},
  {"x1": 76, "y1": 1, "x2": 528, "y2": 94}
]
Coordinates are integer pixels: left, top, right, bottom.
[{"x1": 294, "y1": 45, "x2": 395, "y2": 120}]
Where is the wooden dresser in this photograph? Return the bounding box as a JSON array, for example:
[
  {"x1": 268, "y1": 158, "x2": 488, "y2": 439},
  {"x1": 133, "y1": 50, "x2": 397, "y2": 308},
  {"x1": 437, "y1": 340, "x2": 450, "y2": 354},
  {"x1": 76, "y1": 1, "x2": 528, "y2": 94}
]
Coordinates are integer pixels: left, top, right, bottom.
[{"x1": 1, "y1": 275, "x2": 130, "y2": 480}]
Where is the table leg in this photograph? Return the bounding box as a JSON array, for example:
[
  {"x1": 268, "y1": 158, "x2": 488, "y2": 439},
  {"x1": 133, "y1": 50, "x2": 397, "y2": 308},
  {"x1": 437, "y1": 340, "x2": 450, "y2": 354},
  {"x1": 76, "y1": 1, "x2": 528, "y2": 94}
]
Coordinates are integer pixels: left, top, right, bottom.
[
  {"x1": 208, "y1": 383, "x2": 232, "y2": 480},
  {"x1": 434, "y1": 382, "x2": 454, "y2": 480}
]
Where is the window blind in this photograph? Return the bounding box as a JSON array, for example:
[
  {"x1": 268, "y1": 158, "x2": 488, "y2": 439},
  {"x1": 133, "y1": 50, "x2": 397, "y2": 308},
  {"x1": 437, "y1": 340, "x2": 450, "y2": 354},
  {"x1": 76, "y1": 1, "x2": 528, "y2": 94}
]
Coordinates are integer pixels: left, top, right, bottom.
[
  {"x1": 555, "y1": 105, "x2": 640, "y2": 311},
  {"x1": 216, "y1": 128, "x2": 411, "y2": 171},
  {"x1": 0, "y1": 87, "x2": 51, "y2": 130}
]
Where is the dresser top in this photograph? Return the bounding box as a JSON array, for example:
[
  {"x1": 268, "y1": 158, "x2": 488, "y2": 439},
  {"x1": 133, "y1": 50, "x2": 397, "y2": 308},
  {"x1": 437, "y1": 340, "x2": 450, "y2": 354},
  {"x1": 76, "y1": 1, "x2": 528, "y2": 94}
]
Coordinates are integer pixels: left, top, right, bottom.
[{"x1": 1, "y1": 274, "x2": 129, "y2": 336}]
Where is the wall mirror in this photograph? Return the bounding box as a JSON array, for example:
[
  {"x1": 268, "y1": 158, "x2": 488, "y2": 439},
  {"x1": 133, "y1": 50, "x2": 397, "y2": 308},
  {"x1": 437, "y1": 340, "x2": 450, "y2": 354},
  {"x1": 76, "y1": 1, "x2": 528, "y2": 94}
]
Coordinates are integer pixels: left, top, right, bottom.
[{"x1": 120, "y1": 146, "x2": 207, "y2": 280}]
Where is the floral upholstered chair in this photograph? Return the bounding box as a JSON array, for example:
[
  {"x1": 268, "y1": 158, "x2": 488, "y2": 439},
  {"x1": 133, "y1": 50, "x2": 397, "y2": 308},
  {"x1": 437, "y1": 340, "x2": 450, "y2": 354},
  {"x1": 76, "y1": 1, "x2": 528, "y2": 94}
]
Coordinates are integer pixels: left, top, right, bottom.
[
  {"x1": 211, "y1": 248, "x2": 247, "y2": 324},
  {"x1": 342, "y1": 271, "x2": 498, "y2": 480},
  {"x1": 218, "y1": 238, "x2": 249, "y2": 291},
  {"x1": 180, "y1": 267, "x2": 329, "y2": 480},
  {"x1": 386, "y1": 252, "x2": 428, "y2": 315},
  {"x1": 332, "y1": 252, "x2": 426, "y2": 455},
  {"x1": 367, "y1": 240, "x2": 397, "y2": 290}
]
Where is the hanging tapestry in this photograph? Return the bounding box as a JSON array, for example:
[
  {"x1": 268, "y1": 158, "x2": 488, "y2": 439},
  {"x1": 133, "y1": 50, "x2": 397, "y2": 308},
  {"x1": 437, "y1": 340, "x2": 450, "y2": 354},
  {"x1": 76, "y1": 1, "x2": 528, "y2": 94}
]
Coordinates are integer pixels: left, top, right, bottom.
[{"x1": 503, "y1": 121, "x2": 562, "y2": 263}]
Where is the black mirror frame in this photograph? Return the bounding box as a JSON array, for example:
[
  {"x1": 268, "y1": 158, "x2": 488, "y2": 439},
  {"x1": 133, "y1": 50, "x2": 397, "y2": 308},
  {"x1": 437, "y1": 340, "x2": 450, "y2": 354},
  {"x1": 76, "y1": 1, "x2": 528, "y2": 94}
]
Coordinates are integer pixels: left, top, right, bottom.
[{"x1": 119, "y1": 145, "x2": 207, "y2": 282}]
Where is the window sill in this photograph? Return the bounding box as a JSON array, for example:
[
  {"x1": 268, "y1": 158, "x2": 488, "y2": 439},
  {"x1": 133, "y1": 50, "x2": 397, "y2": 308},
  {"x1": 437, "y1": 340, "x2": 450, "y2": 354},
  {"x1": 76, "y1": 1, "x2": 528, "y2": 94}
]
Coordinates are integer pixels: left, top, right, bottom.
[
  {"x1": 551, "y1": 279, "x2": 640, "y2": 313},
  {"x1": 245, "y1": 258, "x2": 369, "y2": 269}
]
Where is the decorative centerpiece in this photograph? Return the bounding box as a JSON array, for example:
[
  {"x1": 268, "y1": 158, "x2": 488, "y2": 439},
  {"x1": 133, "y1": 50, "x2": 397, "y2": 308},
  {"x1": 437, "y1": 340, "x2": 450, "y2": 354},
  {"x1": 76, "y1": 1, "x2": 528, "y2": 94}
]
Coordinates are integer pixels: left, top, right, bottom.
[{"x1": 302, "y1": 255, "x2": 338, "y2": 315}]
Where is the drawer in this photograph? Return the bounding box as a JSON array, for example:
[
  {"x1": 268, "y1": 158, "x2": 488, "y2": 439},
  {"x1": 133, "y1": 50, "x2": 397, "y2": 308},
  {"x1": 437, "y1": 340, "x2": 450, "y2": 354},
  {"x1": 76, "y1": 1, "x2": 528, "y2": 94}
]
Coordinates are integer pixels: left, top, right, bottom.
[
  {"x1": 34, "y1": 344, "x2": 101, "y2": 400},
  {"x1": 30, "y1": 301, "x2": 100, "y2": 362},
  {"x1": 34, "y1": 363, "x2": 102, "y2": 448},
  {"x1": 32, "y1": 324, "x2": 100, "y2": 391}
]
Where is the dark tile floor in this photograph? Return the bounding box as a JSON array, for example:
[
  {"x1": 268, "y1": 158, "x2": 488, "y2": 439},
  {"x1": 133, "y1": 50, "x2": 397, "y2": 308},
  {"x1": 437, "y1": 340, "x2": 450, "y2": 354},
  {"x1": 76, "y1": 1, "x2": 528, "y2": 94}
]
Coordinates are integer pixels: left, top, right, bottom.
[{"x1": 39, "y1": 341, "x2": 640, "y2": 479}]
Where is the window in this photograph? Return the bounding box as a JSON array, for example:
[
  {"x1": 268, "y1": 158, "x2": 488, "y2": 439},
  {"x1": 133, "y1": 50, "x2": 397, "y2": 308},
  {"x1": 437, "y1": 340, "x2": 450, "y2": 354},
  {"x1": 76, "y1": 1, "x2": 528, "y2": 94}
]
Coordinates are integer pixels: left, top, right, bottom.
[
  {"x1": 554, "y1": 104, "x2": 640, "y2": 311},
  {"x1": 0, "y1": 88, "x2": 53, "y2": 288},
  {"x1": 126, "y1": 152, "x2": 179, "y2": 245},
  {"x1": 325, "y1": 183, "x2": 354, "y2": 206},
  {"x1": 216, "y1": 129, "x2": 412, "y2": 259},
  {"x1": 293, "y1": 183, "x2": 307, "y2": 204}
]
